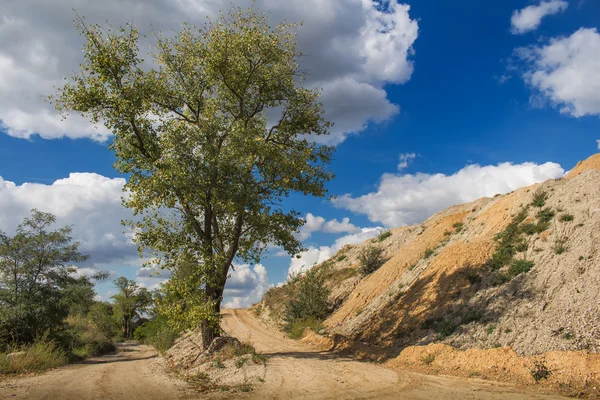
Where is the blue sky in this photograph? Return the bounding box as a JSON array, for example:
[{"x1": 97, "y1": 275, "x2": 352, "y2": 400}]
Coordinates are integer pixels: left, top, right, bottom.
[{"x1": 1, "y1": 0, "x2": 599, "y2": 306}]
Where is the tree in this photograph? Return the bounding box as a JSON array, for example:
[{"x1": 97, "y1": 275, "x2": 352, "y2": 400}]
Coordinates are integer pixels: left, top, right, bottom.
[
  {"x1": 52, "y1": 6, "x2": 334, "y2": 347},
  {"x1": 111, "y1": 277, "x2": 152, "y2": 338},
  {"x1": 0, "y1": 209, "x2": 90, "y2": 346}
]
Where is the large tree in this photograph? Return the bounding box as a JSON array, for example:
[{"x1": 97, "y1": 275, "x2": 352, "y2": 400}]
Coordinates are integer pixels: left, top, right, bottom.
[
  {"x1": 52, "y1": 6, "x2": 334, "y2": 347},
  {"x1": 0, "y1": 210, "x2": 91, "y2": 346}
]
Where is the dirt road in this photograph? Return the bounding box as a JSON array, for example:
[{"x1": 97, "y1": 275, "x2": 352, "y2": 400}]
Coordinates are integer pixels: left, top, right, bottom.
[{"x1": 0, "y1": 309, "x2": 569, "y2": 399}]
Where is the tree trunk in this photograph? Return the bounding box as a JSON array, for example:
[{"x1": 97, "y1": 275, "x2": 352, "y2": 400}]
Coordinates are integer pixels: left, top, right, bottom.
[{"x1": 199, "y1": 283, "x2": 225, "y2": 349}]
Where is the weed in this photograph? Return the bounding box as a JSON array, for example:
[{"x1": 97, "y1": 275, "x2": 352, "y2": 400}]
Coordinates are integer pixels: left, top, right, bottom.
[
  {"x1": 504, "y1": 328, "x2": 512, "y2": 334},
  {"x1": 337, "y1": 255, "x2": 347, "y2": 262},
  {"x1": 235, "y1": 357, "x2": 249, "y2": 368},
  {"x1": 377, "y1": 230, "x2": 392, "y2": 242},
  {"x1": 531, "y1": 361, "x2": 551, "y2": 381},
  {"x1": 553, "y1": 237, "x2": 568, "y2": 255},
  {"x1": 452, "y1": 222, "x2": 464, "y2": 233},
  {"x1": 491, "y1": 343, "x2": 502, "y2": 348},
  {"x1": 444, "y1": 230, "x2": 452, "y2": 237},
  {"x1": 212, "y1": 357, "x2": 225, "y2": 368},
  {"x1": 532, "y1": 189, "x2": 548, "y2": 208},
  {"x1": 0, "y1": 339, "x2": 68, "y2": 374},
  {"x1": 562, "y1": 332, "x2": 575, "y2": 340},
  {"x1": 424, "y1": 248, "x2": 435, "y2": 259},
  {"x1": 486, "y1": 325, "x2": 496, "y2": 335},
  {"x1": 559, "y1": 214, "x2": 574, "y2": 222},
  {"x1": 358, "y1": 246, "x2": 385, "y2": 275},
  {"x1": 506, "y1": 259, "x2": 534, "y2": 280},
  {"x1": 286, "y1": 318, "x2": 323, "y2": 339},
  {"x1": 237, "y1": 383, "x2": 253, "y2": 392},
  {"x1": 486, "y1": 208, "x2": 528, "y2": 271},
  {"x1": 408, "y1": 263, "x2": 417, "y2": 271},
  {"x1": 252, "y1": 353, "x2": 267, "y2": 365},
  {"x1": 422, "y1": 354, "x2": 436, "y2": 365},
  {"x1": 536, "y1": 208, "x2": 555, "y2": 224},
  {"x1": 578, "y1": 255, "x2": 584, "y2": 261}
]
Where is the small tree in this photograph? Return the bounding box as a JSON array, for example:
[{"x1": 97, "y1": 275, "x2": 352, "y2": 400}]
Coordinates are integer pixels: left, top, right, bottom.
[
  {"x1": 111, "y1": 277, "x2": 152, "y2": 338},
  {"x1": 52, "y1": 6, "x2": 334, "y2": 347},
  {"x1": 358, "y1": 246, "x2": 384, "y2": 276},
  {"x1": 284, "y1": 267, "x2": 331, "y2": 324},
  {"x1": 0, "y1": 209, "x2": 90, "y2": 346}
]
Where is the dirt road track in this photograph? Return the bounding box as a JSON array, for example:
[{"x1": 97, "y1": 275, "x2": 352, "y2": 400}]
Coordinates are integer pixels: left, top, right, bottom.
[{"x1": 0, "y1": 309, "x2": 569, "y2": 399}]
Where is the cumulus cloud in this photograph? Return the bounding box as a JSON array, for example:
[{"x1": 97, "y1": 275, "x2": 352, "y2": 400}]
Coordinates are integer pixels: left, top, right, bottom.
[
  {"x1": 0, "y1": 0, "x2": 418, "y2": 145},
  {"x1": 510, "y1": 0, "x2": 568, "y2": 34},
  {"x1": 297, "y1": 213, "x2": 361, "y2": 241},
  {"x1": 597, "y1": 139, "x2": 600, "y2": 150},
  {"x1": 0, "y1": 173, "x2": 136, "y2": 267},
  {"x1": 223, "y1": 264, "x2": 269, "y2": 308},
  {"x1": 333, "y1": 161, "x2": 565, "y2": 227},
  {"x1": 288, "y1": 227, "x2": 381, "y2": 277},
  {"x1": 517, "y1": 28, "x2": 600, "y2": 117}
]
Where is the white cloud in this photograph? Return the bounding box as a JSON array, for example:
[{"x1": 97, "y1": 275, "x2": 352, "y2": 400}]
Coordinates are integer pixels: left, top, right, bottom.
[
  {"x1": 297, "y1": 213, "x2": 361, "y2": 241},
  {"x1": 0, "y1": 0, "x2": 418, "y2": 145},
  {"x1": 597, "y1": 139, "x2": 600, "y2": 150},
  {"x1": 510, "y1": 0, "x2": 568, "y2": 34},
  {"x1": 517, "y1": 28, "x2": 600, "y2": 117},
  {"x1": 333, "y1": 161, "x2": 565, "y2": 227},
  {"x1": 223, "y1": 264, "x2": 269, "y2": 308},
  {"x1": 0, "y1": 173, "x2": 136, "y2": 267},
  {"x1": 288, "y1": 227, "x2": 381, "y2": 277},
  {"x1": 398, "y1": 152, "x2": 416, "y2": 170}
]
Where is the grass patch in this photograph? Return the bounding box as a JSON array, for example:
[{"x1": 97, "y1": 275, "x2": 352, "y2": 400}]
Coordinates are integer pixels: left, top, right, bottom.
[
  {"x1": 562, "y1": 332, "x2": 575, "y2": 340},
  {"x1": 559, "y1": 213, "x2": 574, "y2": 222},
  {"x1": 0, "y1": 339, "x2": 68, "y2": 374},
  {"x1": 286, "y1": 317, "x2": 323, "y2": 339},
  {"x1": 422, "y1": 354, "x2": 436, "y2": 365},
  {"x1": 532, "y1": 189, "x2": 548, "y2": 208},
  {"x1": 452, "y1": 222, "x2": 464, "y2": 233},
  {"x1": 553, "y1": 237, "x2": 568, "y2": 255},
  {"x1": 377, "y1": 230, "x2": 392, "y2": 242},
  {"x1": 486, "y1": 325, "x2": 496, "y2": 335},
  {"x1": 424, "y1": 248, "x2": 435, "y2": 259},
  {"x1": 506, "y1": 259, "x2": 534, "y2": 280},
  {"x1": 536, "y1": 208, "x2": 555, "y2": 224},
  {"x1": 337, "y1": 255, "x2": 347, "y2": 262},
  {"x1": 486, "y1": 208, "x2": 528, "y2": 271}
]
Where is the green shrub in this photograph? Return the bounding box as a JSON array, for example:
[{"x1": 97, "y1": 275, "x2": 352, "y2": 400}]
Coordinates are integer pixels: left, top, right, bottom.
[
  {"x1": 506, "y1": 259, "x2": 534, "y2": 279},
  {"x1": 559, "y1": 213, "x2": 574, "y2": 222},
  {"x1": 0, "y1": 338, "x2": 68, "y2": 374},
  {"x1": 536, "y1": 208, "x2": 555, "y2": 224},
  {"x1": 133, "y1": 315, "x2": 178, "y2": 353},
  {"x1": 424, "y1": 248, "x2": 435, "y2": 259},
  {"x1": 284, "y1": 268, "x2": 330, "y2": 335},
  {"x1": 553, "y1": 237, "x2": 568, "y2": 255},
  {"x1": 337, "y1": 255, "x2": 347, "y2": 262},
  {"x1": 452, "y1": 222, "x2": 464, "y2": 233},
  {"x1": 358, "y1": 246, "x2": 385, "y2": 275},
  {"x1": 532, "y1": 189, "x2": 548, "y2": 208},
  {"x1": 377, "y1": 230, "x2": 392, "y2": 242},
  {"x1": 486, "y1": 208, "x2": 528, "y2": 271}
]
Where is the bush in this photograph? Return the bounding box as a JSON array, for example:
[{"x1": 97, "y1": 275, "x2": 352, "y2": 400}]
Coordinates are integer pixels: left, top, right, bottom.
[
  {"x1": 486, "y1": 208, "x2": 528, "y2": 271},
  {"x1": 358, "y1": 246, "x2": 384, "y2": 276},
  {"x1": 0, "y1": 338, "x2": 68, "y2": 374},
  {"x1": 532, "y1": 189, "x2": 548, "y2": 208},
  {"x1": 507, "y1": 259, "x2": 534, "y2": 279},
  {"x1": 377, "y1": 230, "x2": 392, "y2": 242},
  {"x1": 424, "y1": 248, "x2": 435, "y2": 259},
  {"x1": 536, "y1": 208, "x2": 555, "y2": 224},
  {"x1": 284, "y1": 267, "x2": 330, "y2": 334},
  {"x1": 133, "y1": 315, "x2": 178, "y2": 353},
  {"x1": 452, "y1": 222, "x2": 464, "y2": 233},
  {"x1": 559, "y1": 213, "x2": 574, "y2": 222},
  {"x1": 531, "y1": 361, "x2": 551, "y2": 381}
]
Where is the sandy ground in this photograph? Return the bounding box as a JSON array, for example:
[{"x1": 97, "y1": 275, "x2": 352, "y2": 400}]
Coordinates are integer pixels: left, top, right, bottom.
[{"x1": 0, "y1": 310, "x2": 571, "y2": 399}]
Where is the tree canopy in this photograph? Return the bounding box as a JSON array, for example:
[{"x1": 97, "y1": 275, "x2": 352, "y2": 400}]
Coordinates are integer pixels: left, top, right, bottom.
[
  {"x1": 52, "y1": 5, "x2": 334, "y2": 346},
  {"x1": 0, "y1": 209, "x2": 93, "y2": 346}
]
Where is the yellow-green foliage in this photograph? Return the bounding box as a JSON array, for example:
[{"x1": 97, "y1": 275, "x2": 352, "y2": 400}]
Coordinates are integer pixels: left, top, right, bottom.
[
  {"x1": 286, "y1": 318, "x2": 324, "y2": 339},
  {"x1": 0, "y1": 339, "x2": 68, "y2": 374}
]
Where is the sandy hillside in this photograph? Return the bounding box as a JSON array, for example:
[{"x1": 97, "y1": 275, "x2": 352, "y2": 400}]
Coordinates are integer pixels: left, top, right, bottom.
[{"x1": 256, "y1": 153, "x2": 600, "y2": 396}]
